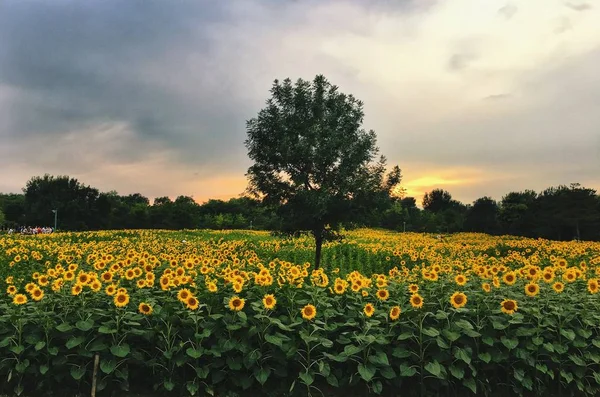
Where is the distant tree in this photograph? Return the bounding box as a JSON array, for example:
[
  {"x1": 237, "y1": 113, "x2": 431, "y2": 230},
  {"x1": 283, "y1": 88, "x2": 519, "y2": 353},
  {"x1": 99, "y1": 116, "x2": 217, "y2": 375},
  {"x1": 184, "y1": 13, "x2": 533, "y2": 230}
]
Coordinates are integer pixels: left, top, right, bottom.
[
  {"x1": 465, "y1": 197, "x2": 500, "y2": 234},
  {"x1": 422, "y1": 189, "x2": 454, "y2": 213},
  {"x1": 245, "y1": 74, "x2": 400, "y2": 268},
  {"x1": 23, "y1": 175, "x2": 99, "y2": 230},
  {"x1": 0, "y1": 209, "x2": 5, "y2": 227},
  {"x1": 498, "y1": 190, "x2": 537, "y2": 236},
  {"x1": 0, "y1": 193, "x2": 26, "y2": 227}
]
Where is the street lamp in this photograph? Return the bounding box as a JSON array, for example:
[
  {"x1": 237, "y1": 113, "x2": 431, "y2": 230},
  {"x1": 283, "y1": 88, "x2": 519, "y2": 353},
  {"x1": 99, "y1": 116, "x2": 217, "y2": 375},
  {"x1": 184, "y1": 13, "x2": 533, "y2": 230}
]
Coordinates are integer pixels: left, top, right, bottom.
[{"x1": 51, "y1": 209, "x2": 58, "y2": 231}]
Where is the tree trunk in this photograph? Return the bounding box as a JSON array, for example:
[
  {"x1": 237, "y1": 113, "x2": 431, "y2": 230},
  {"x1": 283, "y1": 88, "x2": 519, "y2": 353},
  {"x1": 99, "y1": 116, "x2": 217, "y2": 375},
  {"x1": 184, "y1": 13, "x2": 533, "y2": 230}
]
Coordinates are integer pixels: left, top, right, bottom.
[{"x1": 314, "y1": 231, "x2": 323, "y2": 270}]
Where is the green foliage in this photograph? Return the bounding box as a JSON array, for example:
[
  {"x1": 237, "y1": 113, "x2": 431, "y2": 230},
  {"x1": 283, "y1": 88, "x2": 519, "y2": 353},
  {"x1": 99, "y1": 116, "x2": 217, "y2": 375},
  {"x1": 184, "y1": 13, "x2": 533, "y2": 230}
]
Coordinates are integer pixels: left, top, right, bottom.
[{"x1": 244, "y1": 74, "x2": 400, "y2": 267}]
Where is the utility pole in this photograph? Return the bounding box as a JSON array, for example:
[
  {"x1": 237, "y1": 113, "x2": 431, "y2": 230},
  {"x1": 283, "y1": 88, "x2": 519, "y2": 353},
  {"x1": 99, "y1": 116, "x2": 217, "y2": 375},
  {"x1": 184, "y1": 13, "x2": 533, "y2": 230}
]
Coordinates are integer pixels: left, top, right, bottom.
[
  {"x1": 52, "y1": 209, "x2": 58, "y2": 231},
  {"x1": 403, "y1": 221, "x2": 406, "y2": 232}
]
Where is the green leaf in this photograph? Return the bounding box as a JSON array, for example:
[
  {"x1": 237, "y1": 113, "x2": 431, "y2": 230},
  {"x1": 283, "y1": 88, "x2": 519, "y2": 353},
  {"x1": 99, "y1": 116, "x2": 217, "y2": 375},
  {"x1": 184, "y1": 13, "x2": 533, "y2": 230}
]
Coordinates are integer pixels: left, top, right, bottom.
[
  {"x1": 34, "y1": 341, "x2": 46, "y2": 351},
  {"x1": 264, "y1": 334, "x2": 283, "y2": 347},
  {"x1": 10, "y1": 345, "x2": 24, "y2": 354},
  {"x1": 343, "y1": 344, "x2": 363, "y2": 356},
  {"x1": 380, "y1": 366, "x2": 396, "y2": 380},
  {"x1": 560, "y1": 329, "x2": 576, "y2": 341},
  {"x1": 463, "y1": 377, "x2": 477, "y2": 394},
  {"x1": 66, "y1": 336, "x2": 85, "y2": 350},
  {"x1": 369, "y1": 351, "x2": 389, "y2": 367},
  {"x1": 75, "y1": 319, "x2": 94, "y2": 332},
  {"x1": 98, "y1": 325, "x2": 117, "y2": 334},
  {"x1": 100, "y1": 359, "x2": 116, "y2": 374},
  {"x1": 186, "y1": 381, "x2": 199, "y2": 396},
  {"x1": 88, "y1": 340, "x2": 108, "y2": 352},
  {"x1": 186, "y1": 347, "x2": 203, "y2": 359},
  {"x1": 56, "y1": 323, "x2": 72, "y2": 332},
  {"x1": 569, "y1": 354, "x2": 586, "y2": 366},
  {"x1": 357, "y1": 363, "x2": 376, "y2": 382},
  {"x1": 15, "y1": 360, "x2": 29, "y2": 373},
  {"x1": 399, "y1": 364, "x2": 417, "y2": 377},
  {"x1": 478, "y1": 352, "x2": 491, "y2": 363},
  {"x1": 299, "y1": 371, "x2": 314, "y2": 386},
  {"x1": 449, "y1": 365, "x2": 464, "y2": 380},
  {"x1": 164, "y1": 380, "x2": 175, "y2": 391},
  {"x1": 372, "y1": 380, "x2": 383, "y2": 395},
  {"x1": 39, "y1": 364, "x2": 49, "y2": 375},
  {"x1": 318, "y1": 361, "x2": 331, "y2": 377},
  {"x1": 255, "y1": 367, "x2": 271, "y2": 385},
  {"x1": 482, "y1": 336, "x2": 494, "y2": 346},
  {"x1": 437, "y1": 336, "x2": 450, "y2": 349},
  {"x1": 443, "y1": 329, "x2": 461, "y2": 342},
  {"x1": 454, "y1": 319, "x2": 474, "y2": 330},
  {"x1": 70, "y1": 366, "x2": 86, "y2": 380},
  {"x1": 454, "y1": 347, "x2": 472, "y2": 365},
  {"x1": 397, "y1": 332, "x2": 414, "y2": 341},
  {"x1": 425, "y1": 361, "x2": 443, "y2": 378},
  {"x1": 327, "y1": 374, "x2": 339, "y2": 387},
  {"x1": 110, "y1": 344, "x2": 130, "y2": 358},
  {"x1": 0, "y1": 337, "x2": 11, "y2": 348},
  {"x1": 501, "y1": 336, "x2": 518, "y2": 350},
  {"x1": 422, "y1": 327, "x2": 440, "y2": 337}
]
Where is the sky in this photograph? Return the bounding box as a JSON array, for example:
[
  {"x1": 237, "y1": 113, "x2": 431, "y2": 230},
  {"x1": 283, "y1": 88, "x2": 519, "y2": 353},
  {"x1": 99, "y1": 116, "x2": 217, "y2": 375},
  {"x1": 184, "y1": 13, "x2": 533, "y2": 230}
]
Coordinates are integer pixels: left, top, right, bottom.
[{"x1": 1, "y1": 0, "x2": 599, "y2": 205}]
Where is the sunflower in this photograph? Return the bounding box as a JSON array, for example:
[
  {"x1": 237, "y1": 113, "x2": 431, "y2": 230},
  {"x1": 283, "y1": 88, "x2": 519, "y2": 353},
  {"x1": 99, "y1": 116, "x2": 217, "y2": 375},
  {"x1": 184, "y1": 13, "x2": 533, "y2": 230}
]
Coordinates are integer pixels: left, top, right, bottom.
[
  {"x1": 455, "y1": 274, "x2": 467, "y2": 286},
  {"x1": 71, "y1": 284, "x2": 83, "y2": 296},
  {"x1": 138, "y1": 302, "x2": 153, "y2": 316},
  {"x1": 6, "y1": 285, "x2": 17, "y2": 295},
  {"x1": 228, "y1": 296, "x2": 245, "y2": 311},
  {"x1": 552, "y1": 281, "x2": 565, "y2": 293},
  {"x1": 262, "y1": 294, "x2": 276, "y2": 310},
  {"x1": 186, "y1": 296, "x2": 199, "y2": 310},
  {"x1": 502, "y1": 272, "x2": 517, "y2": 286},
  {"x1": 233, "y1": 282, "x2": 243, "y2": 293},
  {"x1": 500, "y1": 299, "x2": 518, "y2": 315},
  {"x1": 136, "y1": 279, "x2": 146, "y2": 289},
  {"x1": 563, "y1": 270, "x2": 577, "y2": 283},
  {"x1": 482, "y1": 283, "x2": 491, "y2": 293},
  {"x1": 101, "y1": 272, "x2": 113, "y2": 283},
  {"x1": 361, "y1": 290, "x2": 369, "y2": 297},
  {"x1": 408, "y1": 284, "x2": 419, "y2": 294},
  {"x1": 376, "y1": 289, "x2": 390, "y2": 301},
  {"x1": 105, "y1": 284, "x2": 116, "y2": 296},
  {"x1": 363, "y1": 303, "x2": 375, "y2": 317},
  {"x1": 77, "y1": 273, "x2": 90, "y2": 285},
  {"x1": 90, "y1": 281, "x2": 102, "y2": 292},
  {"x1": 207, "y1": 282, "x2": 218, "y2": 293},
  {"x1": 334, "y1": 282, "x2": 347, "y2": 295},
  {"x1": 542, "y1": 271, "x2": 554, "y2": 283},
  {"x1": 177, "y1": 288, "x2": 191, "y2": 303},
  {"x1": 38, "y1": 276, "x2": 49, "y2": 287},
  {"x1": 410, "y1": 293, "x2": 424, "y2": 309},
  {"x1": 13, "y1": 294, "x2": 27, "y2": 305},
  {"x1": 25, "y1": 283, "x2": 36, "y2": 293},
  {"x1": 389, "y1": 306, "x2": 401, "y2": 321},
  {"x1": 31, "y1": 288, "x2": 44, "y2": 302},
  {"x1": 64, "y1": 271, "x2": 75, "y2": 281},
  {"x1": 450, "y1": 292, "x2": 467, "y2": 309},
  {"x1": 588, "y1": 278, "x2": 599, "y2": 294},
  {"x1": 524, "y1": 282, "x2": 540, "y2": 297},
  {"x1": 114, "y1": 292, "x2": 130, "y2": 308},
  {"x1": 301, "y1": 304, "x2": 317, "y2": 321}
]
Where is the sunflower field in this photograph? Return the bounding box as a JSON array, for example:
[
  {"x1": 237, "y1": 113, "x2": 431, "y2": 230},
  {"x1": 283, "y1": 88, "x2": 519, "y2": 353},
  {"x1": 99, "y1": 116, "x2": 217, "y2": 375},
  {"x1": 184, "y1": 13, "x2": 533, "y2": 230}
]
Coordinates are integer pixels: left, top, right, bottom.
[{"x1": 1, "y1": 229, "x2": 600, "y2": 397}]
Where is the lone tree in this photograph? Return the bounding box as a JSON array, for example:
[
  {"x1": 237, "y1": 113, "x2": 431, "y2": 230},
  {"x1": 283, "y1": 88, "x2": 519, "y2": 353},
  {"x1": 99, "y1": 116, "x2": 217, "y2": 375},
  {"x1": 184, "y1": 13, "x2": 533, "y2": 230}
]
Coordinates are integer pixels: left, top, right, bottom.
[{"x1": 245, "y1": 75, "x2": 400, "y2": 268}]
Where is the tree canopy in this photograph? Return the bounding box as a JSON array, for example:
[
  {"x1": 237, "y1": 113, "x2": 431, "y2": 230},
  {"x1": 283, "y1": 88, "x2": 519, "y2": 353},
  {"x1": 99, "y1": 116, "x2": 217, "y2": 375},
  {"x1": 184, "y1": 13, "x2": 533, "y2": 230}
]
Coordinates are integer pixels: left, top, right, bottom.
[{"x1": 245, "y1": 75, "x2": 400, "y2": 268}]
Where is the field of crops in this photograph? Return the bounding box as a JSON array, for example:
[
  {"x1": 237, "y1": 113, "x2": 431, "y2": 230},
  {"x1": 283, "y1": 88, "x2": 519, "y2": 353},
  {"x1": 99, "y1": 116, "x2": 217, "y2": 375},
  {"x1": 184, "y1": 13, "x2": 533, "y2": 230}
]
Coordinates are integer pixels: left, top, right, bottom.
[{"x1": 1, "y1": 229, "x2": 600, "y2": 397}]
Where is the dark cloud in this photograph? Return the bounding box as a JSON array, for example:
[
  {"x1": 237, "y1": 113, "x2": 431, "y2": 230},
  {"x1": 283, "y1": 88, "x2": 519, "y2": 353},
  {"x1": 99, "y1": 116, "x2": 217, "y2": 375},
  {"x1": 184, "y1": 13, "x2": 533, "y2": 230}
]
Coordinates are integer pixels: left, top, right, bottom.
[
  {"x1": 498, "y1": 3, "x2": 518, "y2": 19},
  {"x1": 447, "y1": 53, "x2": 478, "y2": 71},
  {"x1": 483, "y1": 94, "x2": 512, "y2": 101},
  {"x1": 565, "y1": 2, "x2": 592, "y2": 11},
  {"x1": 0, "y1": 0, "x2": 247, "y2": 168}
]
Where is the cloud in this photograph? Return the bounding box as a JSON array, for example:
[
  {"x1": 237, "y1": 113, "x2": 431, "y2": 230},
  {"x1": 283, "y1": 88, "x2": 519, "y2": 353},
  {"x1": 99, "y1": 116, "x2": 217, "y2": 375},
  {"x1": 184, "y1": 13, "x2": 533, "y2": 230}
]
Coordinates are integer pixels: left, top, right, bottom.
[
  {"x1": 1, "y1": 0, "x2": 599, "y2": 205},
  {"x1": 565, "y1": 2, "x2": 592, "y2": 11},
  {"x1": 498, "y1": 3, "x2": 518, "y2": 19}
]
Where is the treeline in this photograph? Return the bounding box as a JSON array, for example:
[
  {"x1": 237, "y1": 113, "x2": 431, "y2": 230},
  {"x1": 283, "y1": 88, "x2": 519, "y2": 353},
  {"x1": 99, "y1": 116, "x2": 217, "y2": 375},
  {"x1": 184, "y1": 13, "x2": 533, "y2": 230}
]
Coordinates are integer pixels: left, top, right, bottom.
[{"x1": 1, "y1": 175, "x2": 599, "y2": 241}]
